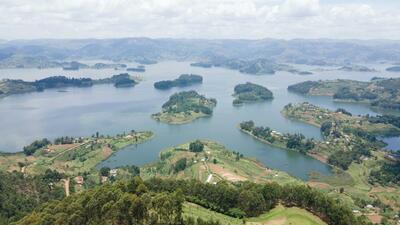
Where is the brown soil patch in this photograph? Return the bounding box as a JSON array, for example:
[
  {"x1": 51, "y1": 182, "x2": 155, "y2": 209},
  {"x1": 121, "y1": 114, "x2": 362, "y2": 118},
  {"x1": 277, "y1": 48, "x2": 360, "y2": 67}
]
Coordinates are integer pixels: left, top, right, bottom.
[
  {"x1": 307, "y1": 182, "x2": 331, "y2": 189},
  {"x1": 48, "y1": 143, "x2": 79, "y2": 151},
  {"x1": 308, "y1": 152, "x2": 328, "y2": 163},
  {"x1": 246, "y1": 217, "x2": 287, "y2": 225},
  {"x1": 367, "y1": 214, "x2": 382, "y2": 224},
  {"x1": 101, "y1": 146, "x2": 113, "y2": 157},
  {"x1": 370, "y1": 186, "x2": 396, "y2": 193},
  {"x1": 198, "y1": 164, "x2": 207, "y2": 181},
  {"x1": 208, "y1": 164, "x2": 246, "y2": 182}
]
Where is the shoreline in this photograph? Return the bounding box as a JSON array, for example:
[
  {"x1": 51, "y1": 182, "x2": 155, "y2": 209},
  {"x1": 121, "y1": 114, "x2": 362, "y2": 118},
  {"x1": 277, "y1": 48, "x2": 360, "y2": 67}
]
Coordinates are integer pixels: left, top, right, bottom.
[
  {"x1": 238, "y1": 127, "x2": 329, "y2": 164},
  {"x1": 0, "y1": 131, "x2": 154, "y2": 174},
  {"x1": 151, "y1": 112, "x2": 210, "y2": 125}
]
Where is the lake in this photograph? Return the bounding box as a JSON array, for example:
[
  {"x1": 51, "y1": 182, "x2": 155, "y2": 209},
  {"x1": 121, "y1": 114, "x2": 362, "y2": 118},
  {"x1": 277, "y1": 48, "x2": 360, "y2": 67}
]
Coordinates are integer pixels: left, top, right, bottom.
[{"x1": 1, "y1": 61, "x2": 399, "y2": 180}]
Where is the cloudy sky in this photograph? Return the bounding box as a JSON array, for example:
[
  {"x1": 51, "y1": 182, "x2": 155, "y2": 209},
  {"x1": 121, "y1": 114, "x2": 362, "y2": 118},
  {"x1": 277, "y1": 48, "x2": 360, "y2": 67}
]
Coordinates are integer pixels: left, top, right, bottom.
[{"x1": 1, "y1": 0, "x2": 400, "y2": 40}]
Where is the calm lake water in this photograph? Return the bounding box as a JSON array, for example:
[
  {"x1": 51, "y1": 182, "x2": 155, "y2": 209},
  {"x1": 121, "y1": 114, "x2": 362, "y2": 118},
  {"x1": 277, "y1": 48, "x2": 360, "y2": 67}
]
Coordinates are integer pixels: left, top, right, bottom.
[{"x1": 1, "y1": 61, "x2": 399, "y2": 180}]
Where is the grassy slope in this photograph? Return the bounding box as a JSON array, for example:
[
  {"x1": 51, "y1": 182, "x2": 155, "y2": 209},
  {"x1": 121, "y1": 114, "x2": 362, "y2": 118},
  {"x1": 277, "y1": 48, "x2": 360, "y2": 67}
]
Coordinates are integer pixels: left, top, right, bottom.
[
  {"x1": 241, "y1": 102, "x2": 400, "y2": 223},
  {"x1": 152, "y1": 111, "x2": 208, "y2": 124},
  {"x1": 0, "y1": 131, "x2": 153, "y2": 176},
  {"x1": 141, "y1": 140, "x2": 299, "y2": 185},
  {"x1": 183, "y1": 202, "x2": 243, "y2": 225},
  {"x1": 183, "y1": 203, "x2": 327, "y2": 225},
  {"x1": 152, "y1": 92, "x2": 216, "y2": 124}
]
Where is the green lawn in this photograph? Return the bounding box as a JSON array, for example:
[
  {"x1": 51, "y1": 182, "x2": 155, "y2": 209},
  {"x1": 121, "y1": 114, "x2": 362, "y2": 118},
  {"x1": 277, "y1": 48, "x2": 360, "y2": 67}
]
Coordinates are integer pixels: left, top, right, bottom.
[
  {"x1": 183, "y1": 202, "x2": 243, "y2": 225},
  {"x1": 183, "y1": 203, "x2": 327, "y2": 225},
  {"x1": 247, "y1": 205, "x2": 327, "y2": 225}
]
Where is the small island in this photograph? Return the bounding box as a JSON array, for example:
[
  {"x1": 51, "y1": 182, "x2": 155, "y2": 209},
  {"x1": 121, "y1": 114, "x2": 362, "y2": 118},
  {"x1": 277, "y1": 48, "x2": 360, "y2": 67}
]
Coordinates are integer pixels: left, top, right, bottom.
[
  {"x1": 152, "y1": 90, "x2": 217, "y2": 124},
  {"x1": 134, "y1": 58, "x2": 157, "y2": 65},
  {"x1": 386, "y1": 66, "x2": 400, "y2": 72},
  {"x1": 338, "y1": 65, "x2": 377, "y2": 72},
  {"x1": 98, "y1": 73, "x2": 138, "y2": 88},
  {"x1": 127, "y1": 65, "x2": 145, "y2": 72},
  {"x1": 232, "y1": 82, "x2": 273, "y2": 105},
  {"x1": 190, "y1": 62, "x2": 213, "y2": 68},
  {"x1": 0, "y1": 73, "x2": 139, "y2": 98},
  {"x1": 191, "y1": 58, "x2": 312, "y2": 75},
  {"x1": 154, "y1": 74, "x2": 203, "y2": 90},
  {"x1": 288, "y1": 78, "x2": 400, "y2": 111},
  {"x1": 62, "y1": 61, "x2": 89, "y2": 70},
  {"x1": 91, "y1": 63, "x2": 127, "y2": 69}
]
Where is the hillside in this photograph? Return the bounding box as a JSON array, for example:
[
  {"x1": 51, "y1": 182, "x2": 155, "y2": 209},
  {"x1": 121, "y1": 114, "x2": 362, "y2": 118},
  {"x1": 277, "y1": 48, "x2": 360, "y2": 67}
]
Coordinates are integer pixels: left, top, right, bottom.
[
  {"x1": 12, "y1": 176, "x2": 371, "y2": 225},
  {"x1": 1, "y1": 38, "x2": 400, "y2": 67},
  {"x1": 0, "y1": 130, "x2": 153, "y2": 177},
  {"x1": 240, "y1": 103, "x2": 400, "y2": 224},
  {"x1": 141, "y1": 140, "x2": 298, "y2": 185},
  {"x1": 288, "y1": 78, "x2": 400, "y2": 111},
  {"x1": 0, "y1": 171, "x2": 65, "y2": 224}
]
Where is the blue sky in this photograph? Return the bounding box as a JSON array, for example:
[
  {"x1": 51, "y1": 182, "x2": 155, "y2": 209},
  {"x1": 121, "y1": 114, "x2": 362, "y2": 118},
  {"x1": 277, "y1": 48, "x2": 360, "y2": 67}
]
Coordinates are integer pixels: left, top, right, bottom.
[{"x1": 0, "y1": 0, "x2": 399, "y2": 40}]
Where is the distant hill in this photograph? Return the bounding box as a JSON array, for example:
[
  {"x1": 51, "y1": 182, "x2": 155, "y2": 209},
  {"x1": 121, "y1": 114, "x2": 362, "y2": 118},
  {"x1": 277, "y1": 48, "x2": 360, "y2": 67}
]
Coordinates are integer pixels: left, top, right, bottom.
[{"x1": 1, "y1": 38, "x2": 400, "y2": 68}]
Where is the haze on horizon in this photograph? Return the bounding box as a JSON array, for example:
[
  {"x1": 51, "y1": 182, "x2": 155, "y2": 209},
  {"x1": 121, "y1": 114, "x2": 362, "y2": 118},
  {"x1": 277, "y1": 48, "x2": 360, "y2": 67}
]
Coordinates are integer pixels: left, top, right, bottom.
[{"x1": 1, "y1": 0, "x2": 400, "y2": 41}]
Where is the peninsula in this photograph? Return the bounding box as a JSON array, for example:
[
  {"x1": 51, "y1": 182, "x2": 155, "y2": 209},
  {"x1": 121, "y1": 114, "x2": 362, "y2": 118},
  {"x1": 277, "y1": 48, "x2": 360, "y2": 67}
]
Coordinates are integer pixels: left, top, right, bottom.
[{"x1": 288, "y1": 78, "x2": 400, "y2": 111}]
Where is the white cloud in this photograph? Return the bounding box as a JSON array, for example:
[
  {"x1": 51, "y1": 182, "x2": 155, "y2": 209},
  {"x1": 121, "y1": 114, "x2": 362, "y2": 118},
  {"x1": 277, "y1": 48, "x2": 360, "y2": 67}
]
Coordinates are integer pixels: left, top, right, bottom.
[
  {"x1": 0, "y1": 0, "x2": 399, "y2": 40},
  {"x1": 279, "y1": 0, "x2": 320, "y2": 17}
]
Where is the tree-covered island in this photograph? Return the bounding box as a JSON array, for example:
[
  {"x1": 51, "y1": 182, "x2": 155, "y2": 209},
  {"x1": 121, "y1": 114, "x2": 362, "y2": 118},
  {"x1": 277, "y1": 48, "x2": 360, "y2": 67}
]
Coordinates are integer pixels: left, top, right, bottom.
[
  {"x1": 232, "y1": 82, "x2": 273, "y2": 105},
  {"x1": 154, "y1": 74, "x2": 203, "y2": 90},
  {"x1": 152, "y1": 90, "x2": 217, "y2": 124},
  {"x1": 0, "y1": 73, "x2": 139, "y2": 98}
]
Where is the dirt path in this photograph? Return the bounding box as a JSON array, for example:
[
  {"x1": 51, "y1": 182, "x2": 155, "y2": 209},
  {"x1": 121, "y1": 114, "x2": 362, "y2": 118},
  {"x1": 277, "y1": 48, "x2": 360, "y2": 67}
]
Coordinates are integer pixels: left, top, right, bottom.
[
  {"x1": 208, "y1": 164, "x2": 247, "y2": 182},
  {"x1": 51, "y1": 141, "x2": 88, "y2": 162},
  {"x1": 206, "y1": 174, "x2": 213, "y2": 183},
  {"x1": 63, "y1": 178, "x2": 70, "y2": 197}
]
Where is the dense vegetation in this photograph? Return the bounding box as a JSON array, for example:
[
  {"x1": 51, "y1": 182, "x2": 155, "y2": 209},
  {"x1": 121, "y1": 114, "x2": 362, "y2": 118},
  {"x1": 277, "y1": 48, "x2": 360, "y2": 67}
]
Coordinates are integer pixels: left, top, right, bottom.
[
  {"x1": 288, "y1": 78, "x2": 400, "y2": 111},
  {"x1": 369, "y1": 157, "x2": 400, "y2": 185},
  {"x1": 54, "y1": 136, "x2": 75, "y2": 145},
  {"x1": 14, "y1": 177, "x2": 221, "y2": 225},
  {"x1": 97, "y1": 73, "x2": 137, "y2": 87},
  {"x1": 287, "y1": 81, "x2": 320, "y2": 94},
  {"x1": 0, "y1": 74, "x2": 138, "y2": 97},
  {"x1": 240, "y1": 121, "x2": 315, "y2": 154},
  {"x1": 34, "y1": 76, "x2": 93, "y2": 90},
  {"x1": 327, "y1": 144, "x2": 371, "y2": 170},
  {"x1": 11, "y1": 176, "x2": 371, "y2": 225},
  {"x1": 0, "y1": 171, "x2": 65, "y2": 224},
  {"x1": 189, "y1": 140, "x2": 204, "y2": 152},
  {"x1": 145, "y1": 178, "x2": 371, "y2": 225},
  {"x1": 23, "y1": 138, "x2": 51, "y2": 156},
  {"x1": 154, "y1": 74, "x2": 203, "y2": 90},
  {"x1": 232, "y1": 82, "x2": 273, "y2": 105},
  {"x1": 161, "y1": 91, "x2": 216, "y2": 115},
  {"x1": 367, "y1": 114, "x2": 400, "y2": 129}
]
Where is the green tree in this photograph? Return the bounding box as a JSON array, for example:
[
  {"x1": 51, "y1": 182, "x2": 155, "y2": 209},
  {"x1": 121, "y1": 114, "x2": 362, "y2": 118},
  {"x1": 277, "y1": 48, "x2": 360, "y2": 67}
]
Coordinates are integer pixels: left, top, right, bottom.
[{"x1": 189, "y1": 140, "x2": 204, "y2": 152}]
